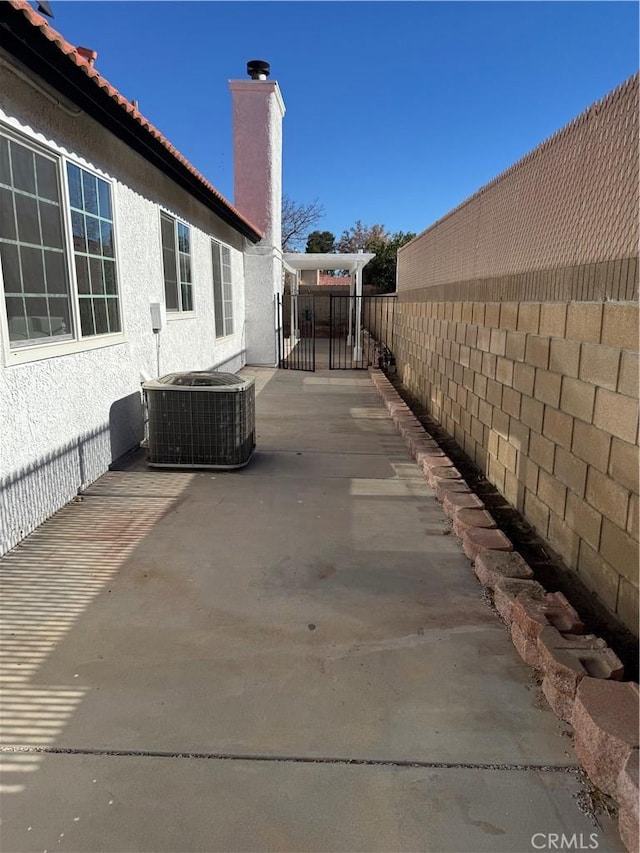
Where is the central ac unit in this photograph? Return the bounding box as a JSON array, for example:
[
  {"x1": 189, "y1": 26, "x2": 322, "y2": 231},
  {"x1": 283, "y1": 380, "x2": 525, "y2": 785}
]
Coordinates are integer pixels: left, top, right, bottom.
[{"x1": 143, "y1": 371, "x2": 255, "y2": 469}]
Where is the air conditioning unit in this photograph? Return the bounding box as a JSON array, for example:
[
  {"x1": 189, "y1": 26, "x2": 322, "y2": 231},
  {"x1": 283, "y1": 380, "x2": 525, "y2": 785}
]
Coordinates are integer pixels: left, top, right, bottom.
[{"x1": 143, "y1": 371, "x2": 255, "y2": 469}]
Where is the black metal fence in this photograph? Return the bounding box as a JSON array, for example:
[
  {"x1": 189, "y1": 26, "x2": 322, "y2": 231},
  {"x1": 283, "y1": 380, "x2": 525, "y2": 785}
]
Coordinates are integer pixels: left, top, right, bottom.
[
  {"x1": 329, "y1": 294, "x2": 396, "y2": 369},
  {"x1": 277, "y1": 293, "x2": 396, "y2": 371},
  {"x1": 277, "y1": 293, "x2": 316, "y2": 371}
]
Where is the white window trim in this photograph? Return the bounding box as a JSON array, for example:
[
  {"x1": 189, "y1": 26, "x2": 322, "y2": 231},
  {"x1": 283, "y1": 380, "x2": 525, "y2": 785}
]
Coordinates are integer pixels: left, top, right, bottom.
[
  {"x1": 167, "y1": 311, "x2": 196, "y2": 322},
  {"x1": 0, "y1": 120, "x2": 126, "y2": 366},
  {"x1": 211, "y1": 237, "x2": 234, "y2": 339},
  {"x1": 159, "y1": 209, "x2": 196, "y2": 316},
  {"x1": 1, "y1": 331, "x2": 126, "y2": 366}
]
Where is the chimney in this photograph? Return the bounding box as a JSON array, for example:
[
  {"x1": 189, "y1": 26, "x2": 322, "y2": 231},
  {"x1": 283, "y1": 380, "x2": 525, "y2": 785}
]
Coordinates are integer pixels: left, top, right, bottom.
[
  {"x1": 76, "y1": 46, "x2": 97, "y2": 66},
  {"x1": 229, "y1": 59, "x2": 285, "y2": 246},
  {"x1": 229, "y1": 61, "x2": 286, "y2": 366}
]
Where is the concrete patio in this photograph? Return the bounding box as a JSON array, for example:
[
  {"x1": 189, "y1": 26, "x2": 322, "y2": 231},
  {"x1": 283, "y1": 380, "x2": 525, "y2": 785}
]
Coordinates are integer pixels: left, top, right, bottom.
[{"x1": 0, "y1": 367, "x2": 623, "y2": 852}]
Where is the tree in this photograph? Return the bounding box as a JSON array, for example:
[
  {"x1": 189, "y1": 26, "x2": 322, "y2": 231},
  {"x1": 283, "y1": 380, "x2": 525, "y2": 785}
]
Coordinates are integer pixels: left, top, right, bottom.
[
  {"x1": 366, "y1": 231, "x2": 416, "y2": 293},
  {"x1": 336, "y1": 221, "x2": 416, "y2": 293},
  {"x1": 336, "y1": 221, "x2": 388, "y2": 254},
  {"x1": 281, "y1": 195, "x2": 324, "y2": 251},
  {"x1": 305, "y1": 230, "x2": 336, "y2": 254}
]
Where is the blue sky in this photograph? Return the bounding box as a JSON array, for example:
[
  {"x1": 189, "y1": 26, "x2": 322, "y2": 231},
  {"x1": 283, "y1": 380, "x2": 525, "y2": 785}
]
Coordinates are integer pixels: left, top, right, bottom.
[{"x1": 48, "y1": 1, "x2": 638, "y2": 240}]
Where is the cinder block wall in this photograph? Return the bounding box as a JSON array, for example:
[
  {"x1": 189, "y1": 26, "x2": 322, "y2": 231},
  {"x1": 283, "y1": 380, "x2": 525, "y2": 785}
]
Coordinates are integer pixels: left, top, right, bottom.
[
  {"x1": 382, "y1": 300, "x2": 638, "y2": 633},
  {"x1": 381, "y1": 75, "x2": 639, "y2": 635}
]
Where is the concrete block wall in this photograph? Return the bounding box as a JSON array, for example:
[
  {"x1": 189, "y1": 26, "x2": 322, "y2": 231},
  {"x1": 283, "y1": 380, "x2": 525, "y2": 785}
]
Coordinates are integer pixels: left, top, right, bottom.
[
  {"x1": 374, "y1": 299, "x2": 639, "y2": 635},
  {"x1": 371, "y1": 75, "x2": 640, "y2": 635}
]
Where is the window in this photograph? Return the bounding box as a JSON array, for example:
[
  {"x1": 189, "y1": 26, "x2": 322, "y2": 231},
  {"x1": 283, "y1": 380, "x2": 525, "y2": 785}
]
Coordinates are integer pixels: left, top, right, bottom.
[
  {"x1": 0, "y1": 129, "x2": 121, "y2": 349},
  {"x1": 1, "y1": 134, "x2": 71, "y2": 344},
  {"x1": 67, "y1": 163, "x2": 120, "y2": 336},
  {"x1": 160, "y1": 212, "x2": 193, "y2": 312},
  {"x1": 211, "y1": 239, "x2": 233, "y2": 337}
]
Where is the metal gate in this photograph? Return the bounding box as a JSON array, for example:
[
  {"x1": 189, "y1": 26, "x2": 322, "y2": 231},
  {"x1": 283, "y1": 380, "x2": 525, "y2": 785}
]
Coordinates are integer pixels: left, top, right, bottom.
[
  {"x1": 277, "y1": 292, "x2": 316, "y2": 371},
  {"x1": 277, "y1": 292, "x2": 395, "y2": 371},
  {"x1": 329, "y1": 294, "x2": 396, "y2": 370}
]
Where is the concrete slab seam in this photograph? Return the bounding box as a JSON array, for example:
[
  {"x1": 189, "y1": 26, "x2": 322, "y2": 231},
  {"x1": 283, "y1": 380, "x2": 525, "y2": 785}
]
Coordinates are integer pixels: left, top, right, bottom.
[{"x1": 0, "y1": 746, "x2": 582, "y2": 773}]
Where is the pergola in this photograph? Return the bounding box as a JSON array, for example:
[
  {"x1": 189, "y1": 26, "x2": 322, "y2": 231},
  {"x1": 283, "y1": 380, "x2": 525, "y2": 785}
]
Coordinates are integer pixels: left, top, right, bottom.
[{"x1": 282, "y1": 251, "x2": 375, "y2": 360}]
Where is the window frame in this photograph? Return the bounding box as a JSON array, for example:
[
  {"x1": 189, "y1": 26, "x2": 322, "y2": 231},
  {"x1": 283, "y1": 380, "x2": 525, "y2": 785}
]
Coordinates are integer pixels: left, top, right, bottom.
[
  {"x1": 159, "y1": 210, "x2": 195, "y2": 318},
  {"x1": 0, "y1": 121, "x2": 125, "y2": 366},
  {"x1": 211, "y1": 238, "x2": 234, "y2": 338},
  {"x1": 66, "y1": 161, "x2": 122, "y2": 340}
]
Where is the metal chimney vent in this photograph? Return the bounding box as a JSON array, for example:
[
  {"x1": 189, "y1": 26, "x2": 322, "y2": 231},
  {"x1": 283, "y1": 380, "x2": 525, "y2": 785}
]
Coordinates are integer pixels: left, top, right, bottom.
[{"x1": 247, "y1": 60, "x2": 270, "y2": 80}]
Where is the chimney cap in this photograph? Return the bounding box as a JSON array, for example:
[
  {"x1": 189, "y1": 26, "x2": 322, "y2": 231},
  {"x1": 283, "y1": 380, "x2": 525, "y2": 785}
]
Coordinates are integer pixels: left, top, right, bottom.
[{"x1": 247, "y1": 59, "x2": 270, "y2": 80}]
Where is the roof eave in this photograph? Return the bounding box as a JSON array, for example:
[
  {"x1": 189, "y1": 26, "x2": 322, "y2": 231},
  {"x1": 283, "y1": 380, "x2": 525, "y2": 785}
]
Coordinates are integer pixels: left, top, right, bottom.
[{"x1": 0, "y1": 4, "x2": 263, "y2": 243}]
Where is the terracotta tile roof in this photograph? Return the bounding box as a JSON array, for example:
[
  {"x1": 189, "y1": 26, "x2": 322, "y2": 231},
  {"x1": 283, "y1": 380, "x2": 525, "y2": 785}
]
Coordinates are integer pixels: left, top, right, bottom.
[{"x1": 4, "y1": 0, "x2": 263, "y2": 240}]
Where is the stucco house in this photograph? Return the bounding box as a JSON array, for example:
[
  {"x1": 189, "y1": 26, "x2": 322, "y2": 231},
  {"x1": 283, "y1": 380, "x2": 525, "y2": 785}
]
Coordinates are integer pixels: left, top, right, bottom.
[{"x1": 0, "y1": 2, "x2": 285, "y2": 554}]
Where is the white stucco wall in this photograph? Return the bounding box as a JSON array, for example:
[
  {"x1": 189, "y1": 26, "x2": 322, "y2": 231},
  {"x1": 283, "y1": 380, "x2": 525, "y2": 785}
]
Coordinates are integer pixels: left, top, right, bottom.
[
  {"x1": 243, "y1": 246, "x2": 280, "y2": 365},
  {"x1": 0, "y1": 61, "x2": 249, "y2": 554}
]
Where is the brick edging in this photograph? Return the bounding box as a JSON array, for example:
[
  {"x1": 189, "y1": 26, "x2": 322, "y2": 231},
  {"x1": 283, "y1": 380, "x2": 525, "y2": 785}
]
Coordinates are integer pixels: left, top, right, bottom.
[{"x1": 369, "y1": 367, "x2": 639, "y2": 852}]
